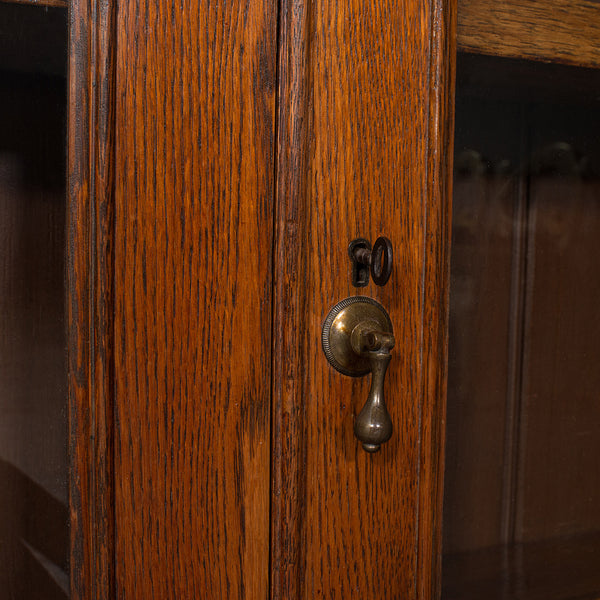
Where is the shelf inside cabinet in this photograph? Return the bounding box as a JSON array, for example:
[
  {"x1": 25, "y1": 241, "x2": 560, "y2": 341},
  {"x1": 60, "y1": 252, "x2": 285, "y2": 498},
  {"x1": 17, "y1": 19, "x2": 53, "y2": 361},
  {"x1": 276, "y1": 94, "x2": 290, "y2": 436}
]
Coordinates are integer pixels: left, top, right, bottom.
[{"x1": 443, "y1": 533, "x2": 600, "y2": 600}]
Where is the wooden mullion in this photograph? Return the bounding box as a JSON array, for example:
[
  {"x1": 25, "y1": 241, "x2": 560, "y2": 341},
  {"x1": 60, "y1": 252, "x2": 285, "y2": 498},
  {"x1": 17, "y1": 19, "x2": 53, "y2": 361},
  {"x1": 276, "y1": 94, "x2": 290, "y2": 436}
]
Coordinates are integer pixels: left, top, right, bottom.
[
  {"x1": 270, "y1": 1, "x2": 312, "y2": 597},
  {"x1": 68, "y1": 0, "x2": 116, "y2": 597},
  {"x1": 0, "y1": 0, "x2": 68, "y2": 9},
  {"x1": 458, "y1": 0, "x2": 600, "y2": 69},
  {"x1": 417, "y1": 0, "x2": 457, "y2": 597}
]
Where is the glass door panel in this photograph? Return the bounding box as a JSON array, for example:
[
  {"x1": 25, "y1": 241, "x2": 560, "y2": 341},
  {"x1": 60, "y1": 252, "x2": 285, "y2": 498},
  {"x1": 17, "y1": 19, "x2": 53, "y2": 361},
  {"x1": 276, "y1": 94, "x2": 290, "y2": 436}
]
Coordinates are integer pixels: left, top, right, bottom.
[
  {"x1": 443, "y1": 54, "x2": 600, "y2": 600},
  {"x1": 0, "y1": 4, "x2": 69, "y2": 598}
]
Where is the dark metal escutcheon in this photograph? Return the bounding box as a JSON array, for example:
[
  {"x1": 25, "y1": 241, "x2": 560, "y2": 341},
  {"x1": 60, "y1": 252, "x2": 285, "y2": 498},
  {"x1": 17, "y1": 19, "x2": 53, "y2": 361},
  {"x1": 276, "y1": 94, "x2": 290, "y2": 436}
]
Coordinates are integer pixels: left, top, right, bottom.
[
  {"x1": 348, "y1": 236, "x2": 393, "y2": 287},
  {"x1": 322, "y1": 296, "x2": 394, "y2": 452}
]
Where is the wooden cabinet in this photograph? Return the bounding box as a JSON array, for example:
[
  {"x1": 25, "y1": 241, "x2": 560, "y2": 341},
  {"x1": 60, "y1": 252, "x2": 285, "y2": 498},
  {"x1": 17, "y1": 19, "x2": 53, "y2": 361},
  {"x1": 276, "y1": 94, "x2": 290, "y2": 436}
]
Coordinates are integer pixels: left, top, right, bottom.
[
  {"x1": 67, "y1": 0, "x2": 452, "y2": 597},
  {"x1": 3, "y1": 0, "x2": 599, "y2": 598},
  {"x1": 102, "y1": 1, "x2": 452, "y2": 598}
]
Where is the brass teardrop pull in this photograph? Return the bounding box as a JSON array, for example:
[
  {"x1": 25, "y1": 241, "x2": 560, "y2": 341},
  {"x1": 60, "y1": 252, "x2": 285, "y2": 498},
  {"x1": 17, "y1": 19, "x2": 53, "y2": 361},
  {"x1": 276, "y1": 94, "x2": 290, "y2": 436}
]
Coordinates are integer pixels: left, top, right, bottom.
[{"x1": 322, "y1": 296, "x2": 395, "y2": 452}]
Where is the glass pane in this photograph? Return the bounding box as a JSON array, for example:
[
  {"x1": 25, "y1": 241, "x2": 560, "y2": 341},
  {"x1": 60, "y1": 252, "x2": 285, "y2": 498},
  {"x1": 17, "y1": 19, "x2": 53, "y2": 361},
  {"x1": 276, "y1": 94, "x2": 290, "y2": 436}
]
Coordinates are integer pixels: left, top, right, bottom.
[
  {"x1": 0, "y1": 5, "x2": 69, "y2": 598},
  {"x1": 443, "y1": 54, "x2": 600, "y2": 600}
]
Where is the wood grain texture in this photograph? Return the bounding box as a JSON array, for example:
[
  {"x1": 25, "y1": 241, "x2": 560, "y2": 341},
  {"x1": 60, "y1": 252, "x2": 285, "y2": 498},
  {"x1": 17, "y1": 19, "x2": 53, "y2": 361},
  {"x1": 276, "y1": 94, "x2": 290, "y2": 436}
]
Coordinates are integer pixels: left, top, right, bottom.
[
  {"x1": 271, "y1": 0, "x2": 455, "y2": 598},
  {"x1": 68, "y1": 0, "x2": 116, "y2": 596},
  {"x1": 305, "y1": 5, "x2": 423, "y2": 591},
  {"x1": 417, "y1": 0, "x2": 456, "y2": 597},
  {"x1": 114, "y1": 1, "x2": 276, "y2": 598},
  {"x1": 458, "y1": 0, "x2": 600, "y2": 69},
  {"x1": 270, "y1": 0, "x2": 311, "y2": 597},
  {"x1": 0, "y1": 0, "x2": 68, "y2": 8}
]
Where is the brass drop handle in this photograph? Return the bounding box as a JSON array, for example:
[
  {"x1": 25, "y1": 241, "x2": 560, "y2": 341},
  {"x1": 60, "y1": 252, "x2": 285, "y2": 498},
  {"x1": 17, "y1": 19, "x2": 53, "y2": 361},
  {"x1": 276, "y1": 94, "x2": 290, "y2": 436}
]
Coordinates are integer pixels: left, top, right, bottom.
[
  {"x1": 351, "y1": 323, "x2": 394, "y2": 452},
  {"x1": 322, "y1": 296, "x2": 395, "y2": 452}
]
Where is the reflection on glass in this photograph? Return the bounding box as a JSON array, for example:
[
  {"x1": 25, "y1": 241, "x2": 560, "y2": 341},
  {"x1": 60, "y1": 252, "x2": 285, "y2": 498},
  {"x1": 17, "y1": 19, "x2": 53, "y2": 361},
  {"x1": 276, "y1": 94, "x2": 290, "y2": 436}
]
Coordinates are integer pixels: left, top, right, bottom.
[
  {"x1": 443, "y1": 54, "x2": 600, "y2": 600},
  {"x1": 0, "y1": 4, "x2": 68, "y2": 598}
]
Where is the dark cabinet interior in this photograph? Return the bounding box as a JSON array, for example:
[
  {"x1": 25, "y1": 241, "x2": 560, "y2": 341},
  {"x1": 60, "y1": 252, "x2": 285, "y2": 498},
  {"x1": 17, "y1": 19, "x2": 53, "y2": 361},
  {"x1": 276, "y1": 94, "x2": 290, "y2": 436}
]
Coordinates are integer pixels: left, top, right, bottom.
[
  {"x1": 443, "y1": 53, "x2": 600, "y2": 599},
  {"x1": 0, "y1": 4, "x2": 69, "y2": 598}
]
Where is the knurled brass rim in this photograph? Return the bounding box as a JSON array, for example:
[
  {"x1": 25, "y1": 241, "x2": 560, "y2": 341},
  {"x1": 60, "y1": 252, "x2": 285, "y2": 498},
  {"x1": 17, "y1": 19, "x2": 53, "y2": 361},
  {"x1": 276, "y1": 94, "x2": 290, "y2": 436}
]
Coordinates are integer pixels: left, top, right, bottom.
[{"x1": 321, "y1": 296, "x2": 393, "y2": 377}]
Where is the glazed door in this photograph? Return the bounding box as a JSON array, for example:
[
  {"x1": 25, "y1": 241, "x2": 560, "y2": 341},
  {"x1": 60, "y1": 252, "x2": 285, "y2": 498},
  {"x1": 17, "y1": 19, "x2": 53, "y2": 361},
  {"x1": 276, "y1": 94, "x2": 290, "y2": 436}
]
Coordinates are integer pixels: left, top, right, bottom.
[
  {"x1": 0, "y1": 0, "x2": 451, "y2": 597},
  {"x1": 269, "y1": 2, "x2": 451, "y2": 598},
  {"x1": 8, "y1": 0, "x2": 595, "y2": 596},
  {"x1": 441, "y1": 3, "x2": 600, "y2": 599},
  {"x1": 73, "y1": 0, "x2": 452, "y2": 598}
]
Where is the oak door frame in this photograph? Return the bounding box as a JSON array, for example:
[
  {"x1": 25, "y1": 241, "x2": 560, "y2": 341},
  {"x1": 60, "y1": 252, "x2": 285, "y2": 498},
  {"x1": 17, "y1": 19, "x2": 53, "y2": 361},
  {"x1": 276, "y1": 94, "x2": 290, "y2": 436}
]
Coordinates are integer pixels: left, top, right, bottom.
[
  {"x1": 66, "y1": 0, "x2": 456, "y2": 597},
  {"x1": 271, "y1": 0, "x2": 456, "y2": 598},
  {"x1": 68, "y1": 0, "x2": 116, "y2": 597},
  {"x1": 417, "y1": 1, "x2": 456, "y2": 596}
]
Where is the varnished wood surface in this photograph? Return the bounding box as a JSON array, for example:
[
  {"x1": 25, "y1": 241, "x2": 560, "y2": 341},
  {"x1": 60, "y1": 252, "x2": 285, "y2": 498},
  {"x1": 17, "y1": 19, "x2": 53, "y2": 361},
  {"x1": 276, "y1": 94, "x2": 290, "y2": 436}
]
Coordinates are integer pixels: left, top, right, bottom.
[
  {"x1": 68, "y1": 0, "x2": 116, "y2": 597},
  {"x1": 458, "y1": 0, "x2": 600, "y2": 69},
  {"x1": 270, "y1": 0, "x2": 455, "y2": 598},
  {"x1": 416, "y1": 0, "x2": 456, "y2": 596},
  {"x1": 270, "y1": 1, "x2": 311, "y2": 597},
  {"x1": 0, "y1": 0, "x2": 67, "y2": 8},
  {"x1": 114, "y1": 0, "x2": 276, "y2": 597}
]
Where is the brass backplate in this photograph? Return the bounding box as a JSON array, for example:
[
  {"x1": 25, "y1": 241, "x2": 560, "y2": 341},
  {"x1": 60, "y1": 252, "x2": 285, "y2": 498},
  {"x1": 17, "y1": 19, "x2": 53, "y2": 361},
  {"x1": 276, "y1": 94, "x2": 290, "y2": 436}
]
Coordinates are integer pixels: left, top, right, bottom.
[{"x1": 322, "y1": 296, "x2": 393, "y2": 377}]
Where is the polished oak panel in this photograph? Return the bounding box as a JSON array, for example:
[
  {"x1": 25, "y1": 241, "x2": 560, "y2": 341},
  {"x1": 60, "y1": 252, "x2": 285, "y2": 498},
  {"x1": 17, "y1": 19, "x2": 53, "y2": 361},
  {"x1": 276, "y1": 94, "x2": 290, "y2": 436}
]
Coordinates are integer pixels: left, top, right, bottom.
[
  {"x1": 271, "y1": 1, "x2": 455, "y2": 597},
  {"x1": 458, "y1": 0, "x2": 600, "y2": 69},
  {"x1": 67, "y1": 0, "x2": 116, "y2": 595},
  {"x1": 114, "y1": 1, "x2": 277, "y2": 597},
  {"x1": 1, "y1": 0, "x2": 67, "y2": 8}
]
